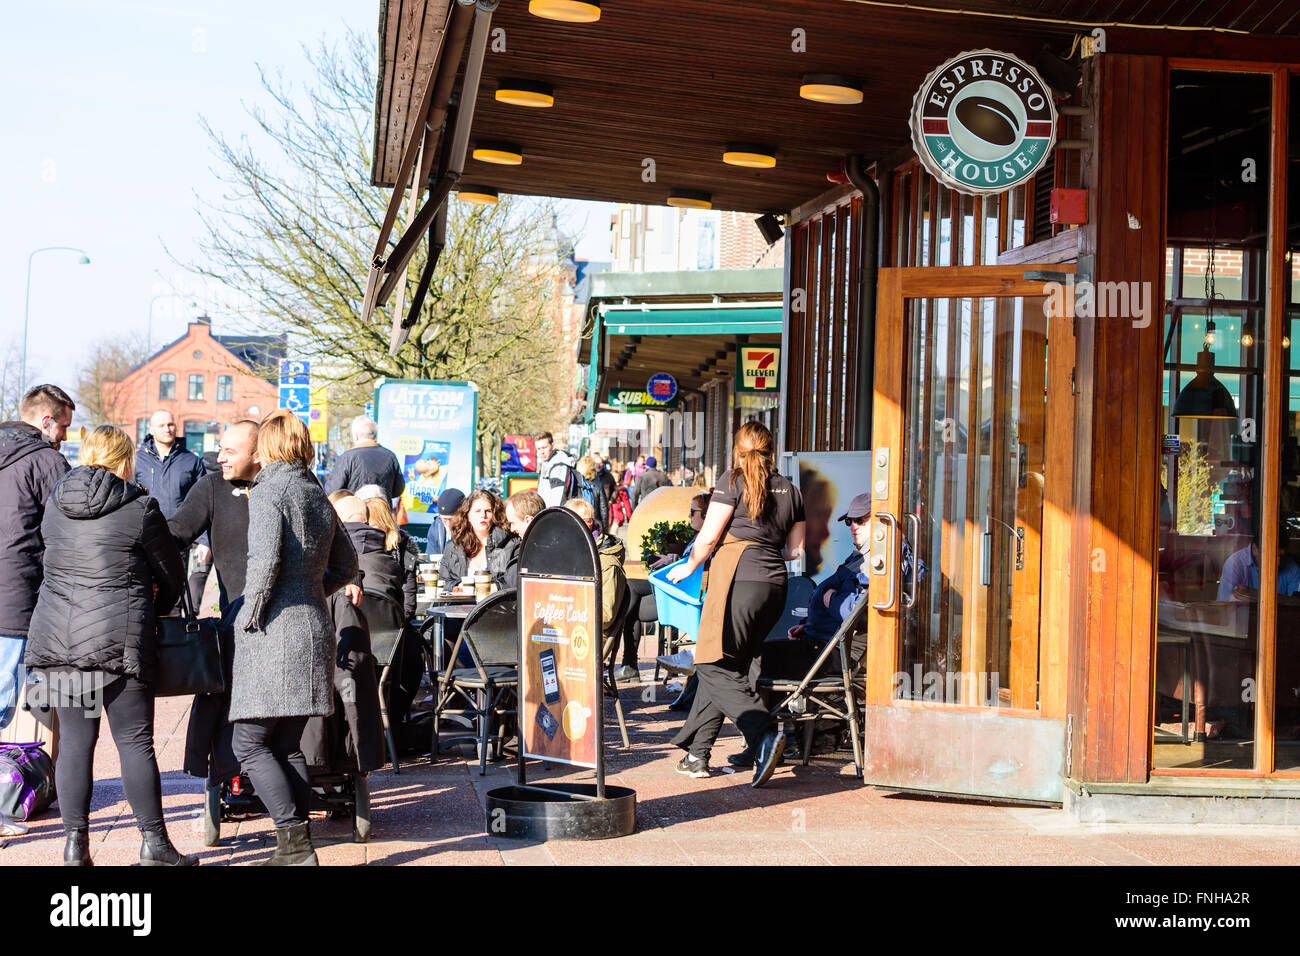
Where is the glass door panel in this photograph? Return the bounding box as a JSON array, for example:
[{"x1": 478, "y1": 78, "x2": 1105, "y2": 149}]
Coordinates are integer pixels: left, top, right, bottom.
[{"x1": 896, "y1": 294, "x2": 1046, "y2": 708}]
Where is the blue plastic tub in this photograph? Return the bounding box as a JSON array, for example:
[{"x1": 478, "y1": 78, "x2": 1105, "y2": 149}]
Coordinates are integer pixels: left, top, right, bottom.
[{"x1": 648, "y1": 558, "x2": 705, "y2": 639}]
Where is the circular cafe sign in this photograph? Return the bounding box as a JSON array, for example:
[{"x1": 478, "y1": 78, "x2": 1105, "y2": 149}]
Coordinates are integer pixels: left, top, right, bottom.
[
  {"x1": 646, "y1": 372, "x2": 678, "y2": 404},
  {"x1": 910, "y1": 49, "x2": 1057, "y2": 196}
]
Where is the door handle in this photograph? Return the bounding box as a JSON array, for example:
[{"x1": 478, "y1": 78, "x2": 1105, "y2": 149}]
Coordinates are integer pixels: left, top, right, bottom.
[
  {"x1": 870, "y1": 512, "x2": 898, "y2": 611},
  {"x1": 902, "y1": 512, "x2": 919, "y2": 609}
]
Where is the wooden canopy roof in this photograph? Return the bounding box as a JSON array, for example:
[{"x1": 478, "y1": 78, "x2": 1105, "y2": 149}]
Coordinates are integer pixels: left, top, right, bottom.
[{"x1": 372, "y1": 0, "x2": 1300, "y2": 215}]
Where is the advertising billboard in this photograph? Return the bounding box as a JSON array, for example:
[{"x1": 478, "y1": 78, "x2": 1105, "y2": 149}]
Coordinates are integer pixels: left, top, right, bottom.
[{"x1": 374, "y1": 379, "x2": 478, "y2": 528}]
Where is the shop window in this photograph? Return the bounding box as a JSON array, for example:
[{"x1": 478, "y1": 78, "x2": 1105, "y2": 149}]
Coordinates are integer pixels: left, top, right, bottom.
[
  {"x1": 158, "y1": 373, "x2": 175, "y2": 401},
  {"x1": 1155, "y1": 70, "x2": 1272, "y2": 771}
]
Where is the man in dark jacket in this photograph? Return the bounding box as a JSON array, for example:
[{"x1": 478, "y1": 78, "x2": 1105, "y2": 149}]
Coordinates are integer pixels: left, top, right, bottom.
[
  {"x1": 168, "y1": 420, "x2": 260, "y2": 613},
  {"x1": 134, "y1": 410, "x2": 208, "y2": 518},
  {"x1": 325, "y1": 416, "x2": 404, "y2": 501},
  {"x1": 631, "y1": 455, "x2": 671, "y2": 508},
  {"x1": 0, "y1": 385, "x2": 74, "y2": 761},
  {"x1": 0, "y1": 385, "x2": 74, "y2": 838}
]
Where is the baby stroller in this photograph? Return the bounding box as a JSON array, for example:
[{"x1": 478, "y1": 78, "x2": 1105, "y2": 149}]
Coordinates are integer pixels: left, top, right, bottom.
[{"x1": 197, "y1": 592, "x2": 387, "y2": 846}]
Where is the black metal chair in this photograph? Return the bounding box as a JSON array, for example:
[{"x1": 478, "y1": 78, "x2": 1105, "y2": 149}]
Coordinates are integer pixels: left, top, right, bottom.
[
  {"x1": 432, "y1": 589, "x2": 519, "y2": 776},
  {"x1": 602, "y1": 582, "x2": 636, "y2": 748},
  {"x1": 756, "y1": 587, "x2": 868, "y2": 779},
  {"x1": 359, "y1": 590, "x2": 409, "y2": 774}
]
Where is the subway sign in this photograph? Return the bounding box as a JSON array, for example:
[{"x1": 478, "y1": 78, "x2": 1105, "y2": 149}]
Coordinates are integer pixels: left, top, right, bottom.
[
  {"x1": 737, "y1": 346, "x2": 781, "y2": 392},
  {"x1": 910, "y1": 49, "x2": 1057, "y2": 196},
  {"x1": 607, "y1": 388, "x2": 677, "y2": 410}
]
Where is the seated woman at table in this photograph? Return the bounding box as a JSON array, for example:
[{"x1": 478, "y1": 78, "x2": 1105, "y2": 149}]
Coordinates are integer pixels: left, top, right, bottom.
[
  {"x1": 356, "y1": 485, "x2": 420, "y2": 620},
  {"x1": 438, "y1": 490, "x2": 519, "y2": 593},
  {"x1": 332, "y1": 493, "x2": 407, "y2": 615}
]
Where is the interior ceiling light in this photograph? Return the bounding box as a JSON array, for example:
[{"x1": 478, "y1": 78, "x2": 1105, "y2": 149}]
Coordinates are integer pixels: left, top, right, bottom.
[
  {"x1": 457, "y1": 185, "x2": 499, "y2": 205},
  {"x1": 1172, "y1": 348, "x2": 1237, "y2": 421},
  {"x1": 529, "y1": 0, "x2": 601, "y2": 22},
  {"x1": 667, "y1": 190, "x2": 713, "y2": 209},
  {"x1": 472, "y1": 142, "x2": 524, "y2": 165},
  {"x1": 799, "y1": 73, "x2": 864, "y2": 105},
  {"x1": 495, "y1": 79, "x2": 555, "y2": 108},
  {"x1": 723, "y1": 144, "x2": 777, "y2": 168}
]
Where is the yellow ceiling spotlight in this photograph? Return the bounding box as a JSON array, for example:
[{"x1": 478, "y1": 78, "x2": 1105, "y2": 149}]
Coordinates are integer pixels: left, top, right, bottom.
[
  {"x1": 799, "y1": 73, "x2": 864, "y2": 104},
  {"x1": 723, "y1": 143, "x2": 777, "y2": 168},
  {"x1": 472, "y1": 141, "x2": 524, "y2": 165},
  {"x1": 457, "y1": 185, "x2": 500, "y2": 205},
  {"x1": 667, "y1": 190, "x2": 713, "y2": 209},
  {"x1": 529, "y1": 0, "x2": 601, "y2": 22},
  {"x1": 495, "y1": 79, "x2": 555, "y2": 108}
]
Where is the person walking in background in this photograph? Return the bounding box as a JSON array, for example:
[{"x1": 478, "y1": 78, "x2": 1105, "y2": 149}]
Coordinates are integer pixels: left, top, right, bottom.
[
  {"x1": 534, "y1": 430, "x2": 575, "y2": 508},
  {"x1": 232, "y1": 410, "x2": 359, "y2": 866},
  {"x1": 135, "y1": 409, "x2": 208, "y2": 611},
  {"x1": 25, "y1": 426, "x2": 195, "y2": 866},
  {"x1": 591, "y1": 451, "x2": 616, "y2": 503},
  {"x1": 631, "y1": 455, "x2": 671, "y2": 509},
  {"x1": 575, "y1": 455, "x2": 610, "y2": 531},
  {"x1": 666, "y1": 421, "x2": 804, "y2": 788},
  {"x1": 326, "y1": 416, "x2": 404, "y2": 503},
  {"x1": 0, "y1": 384, "x2": 74, "y2": 840},
  {"x1": 438, "y1": 490, "x2": 519, "y2": 592}
]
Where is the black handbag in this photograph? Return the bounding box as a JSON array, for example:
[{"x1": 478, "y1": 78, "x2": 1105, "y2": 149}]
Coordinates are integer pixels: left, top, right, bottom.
[{"x1": 154, "y1": 587, "x2": 225, "y2": 697}]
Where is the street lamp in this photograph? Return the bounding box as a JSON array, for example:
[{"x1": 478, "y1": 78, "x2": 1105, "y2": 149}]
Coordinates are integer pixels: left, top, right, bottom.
[{"x1": 21, "y1": 247, "x2": 91, "y2": 396}]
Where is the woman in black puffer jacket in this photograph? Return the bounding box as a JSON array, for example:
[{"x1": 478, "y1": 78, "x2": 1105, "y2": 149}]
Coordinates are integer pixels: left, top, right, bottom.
[{"x1": 25, "y1": 426, "x2": 193, "y2": 866}]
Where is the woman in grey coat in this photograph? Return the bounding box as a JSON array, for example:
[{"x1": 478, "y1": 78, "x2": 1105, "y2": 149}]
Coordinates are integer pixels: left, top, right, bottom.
[{"x1": 231, "y1": 410, "x2": 358, "y2": 865}]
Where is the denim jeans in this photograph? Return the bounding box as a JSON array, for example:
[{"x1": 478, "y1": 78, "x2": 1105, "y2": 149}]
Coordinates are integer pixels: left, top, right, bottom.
[{"x1": 0, "y1": 634, "x2": 26, "y2": 731}]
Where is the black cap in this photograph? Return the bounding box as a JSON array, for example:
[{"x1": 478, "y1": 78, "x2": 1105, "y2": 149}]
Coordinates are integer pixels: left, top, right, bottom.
[
  {"x1": 437, "y1": 488, "x2": 466, "y2": 516},
  {"x1": 837, "y1": 492, "x2": 872, "y2": 523}
]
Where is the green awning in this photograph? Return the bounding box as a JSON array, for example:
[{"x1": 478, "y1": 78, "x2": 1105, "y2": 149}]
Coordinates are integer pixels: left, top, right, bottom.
[{"x1": 600, "y1": 306, "x2": 783, "y2": 337}]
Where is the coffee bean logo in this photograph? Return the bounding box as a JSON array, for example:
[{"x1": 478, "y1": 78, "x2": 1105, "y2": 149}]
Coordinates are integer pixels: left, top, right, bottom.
[{"x1": 954, "y1": 96, "x2": 1019, "y2": 147}]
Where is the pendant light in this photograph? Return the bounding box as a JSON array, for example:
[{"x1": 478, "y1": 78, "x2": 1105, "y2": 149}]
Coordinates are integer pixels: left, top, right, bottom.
[{"x1": 1172, "y1": 224, "x2": 1237, "y2": 421}]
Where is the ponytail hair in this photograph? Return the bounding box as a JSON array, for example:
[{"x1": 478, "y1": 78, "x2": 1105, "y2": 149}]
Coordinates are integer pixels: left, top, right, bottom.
[{"x1": 730, "y1": 421, "x2": 775, "y2": 519}]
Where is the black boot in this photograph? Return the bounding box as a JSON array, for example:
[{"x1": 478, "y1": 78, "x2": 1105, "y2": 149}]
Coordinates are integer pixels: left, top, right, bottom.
[
  {"x1": 63, "y1": 829, "x2": 93, "y2": 866},
  {"x1": 257, "y1": 822, "x2": 318, "y2": 866},
  {"x1": 139, "y1": 828, "x2": 199, "y2": 866}
]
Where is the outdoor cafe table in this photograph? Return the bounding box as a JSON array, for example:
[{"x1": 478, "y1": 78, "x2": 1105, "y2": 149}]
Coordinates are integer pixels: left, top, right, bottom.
[{"x1": 419, "y1": 593, "x2": 481, "y2": 672}]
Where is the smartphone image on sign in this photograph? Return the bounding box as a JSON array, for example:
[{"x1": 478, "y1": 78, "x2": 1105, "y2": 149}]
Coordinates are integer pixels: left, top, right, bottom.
[
  {"x1": 535, "y1": 702, "x2": 559, "y2": 742},
  {"x1": 539, "y1": 649, "x2": 560, "y2": 704}
]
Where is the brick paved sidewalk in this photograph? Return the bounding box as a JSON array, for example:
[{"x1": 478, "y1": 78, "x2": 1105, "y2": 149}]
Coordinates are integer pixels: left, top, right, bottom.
[{"x1": 5, "y1": 668, "x2": 1300, "y2": 866}]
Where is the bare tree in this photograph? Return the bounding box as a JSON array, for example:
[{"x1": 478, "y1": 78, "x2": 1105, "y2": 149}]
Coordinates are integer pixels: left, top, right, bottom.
[
  {"x1": 74, "y1": 333, "x2": 150, "y2": 428},
  {"x1": 179, "y1": 29, "x2": 573, "y2": 450},
  {"x1": 0, "y1": 343, "x2": 26, "y2": 422}
]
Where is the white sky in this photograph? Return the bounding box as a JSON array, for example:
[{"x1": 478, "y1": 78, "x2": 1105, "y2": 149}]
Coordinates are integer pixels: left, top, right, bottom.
[{"x1": 2, "y1": 0, "x2": 614, "y2": 393}]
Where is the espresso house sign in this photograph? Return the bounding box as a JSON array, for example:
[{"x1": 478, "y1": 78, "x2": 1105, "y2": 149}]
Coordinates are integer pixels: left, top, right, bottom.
[{"x1": 910, "y1": 49, "x2": 1057, "y2": 196}]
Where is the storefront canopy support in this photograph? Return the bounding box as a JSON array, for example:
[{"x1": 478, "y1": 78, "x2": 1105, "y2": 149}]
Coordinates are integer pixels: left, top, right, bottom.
[{"x1": 846, "y1": 154, "x2": 881, "y2": 450}]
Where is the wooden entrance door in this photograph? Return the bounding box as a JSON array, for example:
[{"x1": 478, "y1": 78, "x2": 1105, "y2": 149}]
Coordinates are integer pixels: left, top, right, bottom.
[{"x1": 861, "y1": 265, "x2": 1074, "y2": 803}]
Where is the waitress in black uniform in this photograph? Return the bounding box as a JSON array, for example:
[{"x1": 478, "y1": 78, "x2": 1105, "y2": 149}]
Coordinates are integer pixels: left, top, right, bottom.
[{"x1": 667, "y1": 421, "x2": 804, "y2": 787}]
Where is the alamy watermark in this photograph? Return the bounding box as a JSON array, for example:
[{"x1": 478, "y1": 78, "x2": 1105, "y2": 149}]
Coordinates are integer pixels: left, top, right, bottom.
[
  {"x1": 892, "y1": 666, "x2": 1002, "y2": 706},
  {"x1": 1042, "y1": 275, "x2": 1153, "y2": 328}
]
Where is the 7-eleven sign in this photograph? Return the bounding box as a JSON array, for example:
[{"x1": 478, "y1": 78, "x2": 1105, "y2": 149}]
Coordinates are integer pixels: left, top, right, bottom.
[{"x1": 738, "y1": 346, "x2": 781, "y2": 392}]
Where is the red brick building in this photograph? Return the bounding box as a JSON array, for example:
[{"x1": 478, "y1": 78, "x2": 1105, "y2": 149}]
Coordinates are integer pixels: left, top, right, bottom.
[{"x1": 104, "y1": 316, "x2": 285, "y2": 453}]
